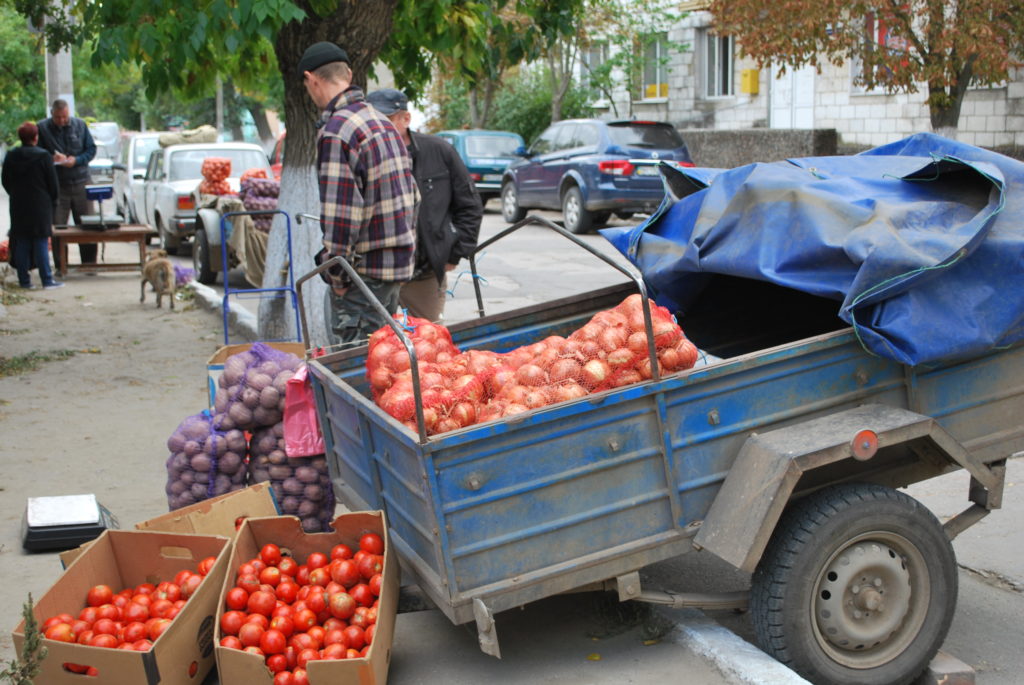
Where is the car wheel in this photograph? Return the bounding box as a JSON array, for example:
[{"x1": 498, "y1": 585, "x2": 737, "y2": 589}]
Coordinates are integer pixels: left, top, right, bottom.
[
  {"x1": 501, "y1": 182, "x2": 526, "y2": 223},
  {"x1": 157, "y1": 217, "x2": 179, "y2": 256},
  {"x1": 750, "y1": 483, "x2": 957, "y2": 685},
  {"x1": 561, "y1": 186, "x2": 601, "y2": 234},
  {"x1": 192, "y1": 227, "x2": 217, "y2": 285},
  {"x1": 614, "y1": 211, "x2": 634, "y2": 220}
]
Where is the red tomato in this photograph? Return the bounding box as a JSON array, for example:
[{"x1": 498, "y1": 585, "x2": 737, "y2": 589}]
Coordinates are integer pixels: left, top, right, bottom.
[
  {"x1": 131, "y1": 594, "x2": 152, "y2": 607},
  {"x1": 322, "y1": 642, "x2": 346, "y2": 659},
  {"x1": 308, "y1": 567, "x2": 330, "y2": 587},
  {"x1": 147, "y1": 618, "x2": 172, "y2": 641},
  {"x1": 342, "y1": 625, "x2": 366, "y2": 650},
  {"x1": 353, "y1": 550, "x2": 369, "y2": 565},
  {"x1": 197, "y1": 556, "x2": 218, "y2": 576},
  {"x1": 330, "y1": 560, "x2": 360, "y2": 588},
  {"x1": 330, "y1": 544, "x2": 354, "y2": 561},
  {"x1": 306, "y1": 552, "x2": 328, "y2": 570},
  {"x1": 261, "y1": 544, "x2": 283, "y2": 567},
  {"x1": 357, "y1": 554, "x2": 383, "y2": 580},
  {"x1": 225, "y1": 587, "x2": 249, "y2": 611},
  {"x1": 289, "y1": 632, "x2": 315, "y2": 652},
  {"x1": 132, "y1": 639, "x2": 153, "y2": 651},
  {"x1": 122, "y1": 601, "x2": 150, "y2": 623},
  {"x1": 260, "y1": 628, "x2": 287, "y2": 655},
  {"x1": 268, "y1": 615, "x2": 294, "y2": 638},
  {"x1": 43, "y1": 613, "x2": 75, "y2": 631},
  {"x1": 324, "y1": 627, "x2": 346, "y2": 647},
  {"x1": 295, "y1": 565, "x2": 311, "y2": 586},
  {"x1": 328, "y1": 592, "x2": 356, "y2": 620},
  {"x1": 305, "y1": 588, "x2": 328, "y2": 614},
  {"x1": 173, "y1": 570, "x2": 194, "y2": 587},
  {"x1": 154, "y1": 582, "x2": 181, "y2": 602},
  {"x1": 273, "y1": 671, "x2": 295, "y2": 685},
  {"x1": 275, "y1": 581, "x2": 299, "y2": 604},
  {"x1": 238, "y1": 622, "x2": 265, "y2": 648},
  {"x1": 78, "y1": 606, "x2": 99, "y2": 624},
  {"x1": 350, "y1": 606, "x2": 371, "y2": 630},
  {"x1": 292, "y1": 668, "x2": 310, "y2": 685},
  {"x1": 306, "y1": 625, "x2": 325, "y2": 646},
  {"x1": 92, "y1": 618, "x2": 118, "y2": 636},
  {"x1": 88, "y1": 633, "x2": 118, "y2": 648},
  {"x1": 243, "y1": 646, "x2": 265, "y2": 658},
  {"x1": 236, "y1": 573, "x2": 261, "y2": 595},
  {"x1": 365, "y1": 623, "x2": 375, "y2": 645},
  {"x1": 278, "y1": 557, "x2": 299, "y2": 577},
  {"x1": 247, "y1": 590, "x2": 277, "y2": 617},
  {"x1": 359, "y1": 533, "x2": 385, "y2": 555},
  {"x1": 181, "y1": 573, "x2": 203, "y2": 599},
  {"x1": 76, "y1": 630, "x2": 95, "y2": 645},
  {"x1": 149, "y1": 598, "x2": 174, "y2": 619},
  {"x1": 347, "y1": 648, "x2": 363, "y2": 659},
  {"x1": 86, "y1": 584, "x2": 114, "y2": 607},
  {"x1": 95, "y1": 604, "x2": 121, "y2": 621},
  {"x1": 245, "y1": 613, "x2": 270, "y2": 630},
  {"x1": 249, "y1": 558, "x2": 268, "y2": 575},
  {"x1": 272, "y1": 604, "x2": 295, "y2": 619},
  {"x1": 220, "y1": 610, "x2": 247, "y2": 636},
  {"x1": 220, "y1": 635, "x2": 243, "y2": 649},
  {"x1": 64, "y1": 663, "x2": 89, "y2": 674},
  {"x1": 123, "y1": 621, "x2": 148, "y2": 643},
  {"x1": 368, "y1": 573, "x2": 383, "y2": 597},
  {"x1": 296, "y1": 648, "x2": 320, "y2": 669},
  {"x1": 237, "y1": 562, "x2": 258, "y2": 577},
  {"x1": 111, "y1": 594, "x2": 131, "y2": 610},
  {"x1": 134, "y1": 583, "x2": 156, "y2": 595},
  {"x1": 260, "y1": 566, "x2": 282, "y2": 587},
  {"x1": 350, "y1": 583, "x2": 374, "y2": 608},
  {"x1": 266, "y1": 653, "x2": 289, "y2": 673}
]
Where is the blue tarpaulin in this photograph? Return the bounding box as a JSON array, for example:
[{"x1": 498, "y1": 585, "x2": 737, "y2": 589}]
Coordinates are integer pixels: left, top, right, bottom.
[{"x1": 601, "y1": 133, "x2": 1024, "y2": 366}]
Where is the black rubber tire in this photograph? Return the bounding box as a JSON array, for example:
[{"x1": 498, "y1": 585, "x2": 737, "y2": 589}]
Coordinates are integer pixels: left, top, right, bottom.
[
  {"x1": 501, "y1": 181, "x2": 526, "y2": 223},
  {"x1": 192, "y1": 226, "x2": 216, "y2": 285},
  {"x1": 157, "y1": 217, "x2": 179, "y2": 256},
  {"x1": 750, "y1": 483, "x2": 957, "y2": 685},
  {"x1": 562, "y1": 186, "x2": 601, "y2": 234}
]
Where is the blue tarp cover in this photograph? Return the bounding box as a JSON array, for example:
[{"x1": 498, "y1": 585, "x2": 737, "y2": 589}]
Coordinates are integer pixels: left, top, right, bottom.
[{"x1": 601, "y1": 133, "x2": 1024, "y2": 366}]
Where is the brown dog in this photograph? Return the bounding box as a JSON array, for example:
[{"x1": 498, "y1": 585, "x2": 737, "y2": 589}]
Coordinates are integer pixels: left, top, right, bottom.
[{"x1": 140, "y1": 250, "x2": 176, "y2": 310}]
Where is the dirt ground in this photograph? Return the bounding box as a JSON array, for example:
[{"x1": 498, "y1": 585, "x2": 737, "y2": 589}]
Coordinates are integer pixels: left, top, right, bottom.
[{"x1": 0, "y1": 258, "x2": 238, "y2": 666}]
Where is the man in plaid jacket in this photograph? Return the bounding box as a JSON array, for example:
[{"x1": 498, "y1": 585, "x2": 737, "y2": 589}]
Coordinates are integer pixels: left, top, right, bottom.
[{"x1": 300, "y1": 41, "x2": 419, "y2": 346}]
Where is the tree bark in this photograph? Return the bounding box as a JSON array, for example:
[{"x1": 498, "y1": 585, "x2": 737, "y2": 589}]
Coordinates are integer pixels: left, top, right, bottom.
[
  {"x1": 259, "y1": 1, "x2": 399, "y2": 346},
  {"x1": 248, "y1": 100, "x2": 275, "y2": 148}
]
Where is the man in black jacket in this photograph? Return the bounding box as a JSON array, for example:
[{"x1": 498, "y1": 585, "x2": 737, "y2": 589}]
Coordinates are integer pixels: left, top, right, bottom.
[
  {"x1": 367, "y1": 89, "x2": 482, "y2": 322},
  {"x1": 37, "y1": 99, "x2": 98, "y2": 269}
]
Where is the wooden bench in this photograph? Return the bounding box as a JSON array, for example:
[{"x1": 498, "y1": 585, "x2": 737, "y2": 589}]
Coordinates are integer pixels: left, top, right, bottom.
[{"x1": 52, "y1": 225, "x2": 157, "y2": 277}]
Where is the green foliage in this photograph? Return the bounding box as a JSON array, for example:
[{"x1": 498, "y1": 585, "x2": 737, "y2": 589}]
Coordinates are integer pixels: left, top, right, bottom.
[
  {"x1": 0, "y1": 5, "x2": 45, "y2": 144},
  {"x1": 1, "y1": 594, "x2": 47, "y2": 684},
  {"x1": 434, "y1": 67, "x2": 596, "y2": 145}
]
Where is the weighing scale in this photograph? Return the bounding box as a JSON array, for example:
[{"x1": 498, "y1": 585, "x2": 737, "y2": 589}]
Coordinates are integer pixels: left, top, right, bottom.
[{"x1": 22, "y1": 494, "x2": 119, "y2": 552}]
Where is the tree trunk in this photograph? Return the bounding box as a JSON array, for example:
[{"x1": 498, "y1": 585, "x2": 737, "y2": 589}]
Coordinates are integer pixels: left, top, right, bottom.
[
  {"x1": 248, "y1": 100, "x2": 275, "y2": 148},
  {"x1": 224, "y1": 80, "x2": 245, "y2": 141},
  {"x1": 260, "y1": 1, "x2": 398, "y2": 346}
]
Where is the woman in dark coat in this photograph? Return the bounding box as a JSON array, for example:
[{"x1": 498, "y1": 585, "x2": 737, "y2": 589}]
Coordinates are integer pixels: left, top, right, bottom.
[{"x1": 2, "y1": 121, "x2": 62, "y2": 289}]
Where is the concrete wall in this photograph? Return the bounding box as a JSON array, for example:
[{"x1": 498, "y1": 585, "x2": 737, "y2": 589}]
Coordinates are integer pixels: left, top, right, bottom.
[{"x1": 680, "y1": 128, "x2": 838, "y2": 167}]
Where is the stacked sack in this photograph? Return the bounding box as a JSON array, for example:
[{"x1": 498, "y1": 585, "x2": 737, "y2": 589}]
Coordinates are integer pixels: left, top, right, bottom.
[
  {"x1": 198, "y1": 157, "x2": 233, "y2": 196},
  {"x1": 238, "y1": 170, "x2": 280, "y2": 233},
  {"x1": 164, "y1": 343, "x2": 336, "y2": 532}
]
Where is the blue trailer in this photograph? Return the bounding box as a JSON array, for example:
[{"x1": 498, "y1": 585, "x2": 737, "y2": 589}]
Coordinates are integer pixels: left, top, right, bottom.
[{"x1": 298, "y1": 212, "x2": 1017, "y2": 685}]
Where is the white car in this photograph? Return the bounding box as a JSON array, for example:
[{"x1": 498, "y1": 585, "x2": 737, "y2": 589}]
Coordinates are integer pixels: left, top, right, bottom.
[
  {"x1": 117, "y1": 132, "x2": 164, "y2": 223},
  {"x1": 140, "y1": 142, "x2": 271, "y2": 254}
]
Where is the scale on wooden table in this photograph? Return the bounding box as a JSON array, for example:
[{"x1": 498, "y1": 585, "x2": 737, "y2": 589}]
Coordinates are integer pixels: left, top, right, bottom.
[
  {"x1": 22, "y1": 494, "x2": 119, "y2": 552},
  {"x1": 81, "y1": 184, "x2": 124, "y2": 231}
]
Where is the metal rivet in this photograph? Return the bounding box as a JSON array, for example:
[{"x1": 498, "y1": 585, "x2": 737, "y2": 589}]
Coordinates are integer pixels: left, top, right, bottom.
[
  {"x1": 608, "y1": 438, "x2": 621, "y2": 451},
  {"x1": 708, "y1": 409, "x2": 720, "y2": 426}
]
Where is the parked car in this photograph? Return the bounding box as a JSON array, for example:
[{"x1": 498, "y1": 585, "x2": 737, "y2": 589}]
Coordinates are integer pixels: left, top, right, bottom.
[
  {"x1": 436, "y1": 129, "x2": 525, "y2": 206},
  {"x1": 117, "y1": 132, "x2": 164, "y2": 223},
  {"x1": 88, "y1": 121, "x2": 122, "y2": 160},
  {"x1": 500, "y1": 118, "x2": 695, "y2": 233},
  {"x1": 140, "y1": 142, "x2": 272, "y2": 254}
]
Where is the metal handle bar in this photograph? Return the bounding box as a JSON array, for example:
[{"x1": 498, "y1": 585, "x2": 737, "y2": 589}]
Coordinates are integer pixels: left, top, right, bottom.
[{"x1": 296, "y1": 255, "x2": 429, "y2": 444}]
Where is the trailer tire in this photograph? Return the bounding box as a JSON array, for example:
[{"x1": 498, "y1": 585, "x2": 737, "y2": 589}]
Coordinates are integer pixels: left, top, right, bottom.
[
  {"x1": 750, "y1": 483, "x2": 957, "y2": 685},
  {"x1": 193, "y1": 226, "x2": 216, "y2": 285}
]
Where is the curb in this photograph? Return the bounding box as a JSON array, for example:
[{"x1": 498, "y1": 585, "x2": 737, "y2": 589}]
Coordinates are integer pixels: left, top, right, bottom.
[
  {"x1": 189, "y1": 281, "x2": 259, "y2": 341},
  {"x1": 664, "y1": 608, "x2": 811, "y2": 685}
]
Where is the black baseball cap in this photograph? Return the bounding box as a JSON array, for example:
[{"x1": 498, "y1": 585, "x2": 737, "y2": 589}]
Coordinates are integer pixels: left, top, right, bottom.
[
  {"x1": 297, "y1": 42, "x2": 349, "y2": 75},
  {"x1": 366, "y1": 89, "x2": 409, "y2": 116}
]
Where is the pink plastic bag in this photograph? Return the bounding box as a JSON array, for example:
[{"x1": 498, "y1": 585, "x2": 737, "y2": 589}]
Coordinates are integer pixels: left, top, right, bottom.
[{"x1": 283, "y1": 363, "x2": 326, "y2": 458}]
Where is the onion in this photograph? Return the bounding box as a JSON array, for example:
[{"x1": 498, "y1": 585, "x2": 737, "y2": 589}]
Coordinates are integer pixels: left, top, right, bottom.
[
  {"x1": 368, "y1": 341, "x2": 396, "y2": 368},
  {"x1": 607, "y1": 347, "x2": 635, "y2": 369},
  {"x1": 598, "y1": 326, "x2": 628, "y2": 353},
  {"x1": 549, "y1": 358, "x2": 582, "y2": 384},
  {"x1": 524, "y1": 390, "x2": 548, "y2": 409},
  {"x1": 580, "y1": 341, "x2": 602, "y2": 359},
  {"x1": 516, "y1": 364, "x2": 548, "y2": 387},
  {"x1": 627, "y1": 332, "x2": 650, "y2": 354},
  {"x1": 498, "y1": 384, "x2": 530, "y2": 404},
  {"x1": 548, "y1": 381, "x2": 589, "y2": 403},
  {"x1": 581, "y1": 359, "x2": 611, "y2": 389},
  {"x1": 413, "y1": 340, "x2": 438, "y2": 363},
  {"x1": 450, "y1": 401, "x2": 477, "y2": 428},
  {"x1": 610, "y1": 369, "x2": 643, "y2": 388},
  {"x1": 416, "y1": 323, "x2": 443, "y2": 343},
  {"x1": 389, "y1": 350, "x2": 411, "y2": 373},
  {"x1": 659, "y1": 347, "x2": 681, "y2": 371},
  {"x1": 486, "y1": 367, "x2": 517, "y2": 396},
  {"x1": 451, "y1": 374, "x2": 485, "y2": 403},
  {"x1": 435, "y1": 417, "x2": 462, "y2": 434},
  {"x1": 653, "y1": 320, "x2": 682, "y2": 348},
  {"x1": 502, "y1": 403, "x2": 528, "y2": 417}
]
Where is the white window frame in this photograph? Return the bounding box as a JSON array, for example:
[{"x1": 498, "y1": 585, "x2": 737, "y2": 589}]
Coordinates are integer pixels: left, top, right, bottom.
[
  {"x1": 640, "y1": 32, "x2": 670, "y2": 100},
  {"x1": 704, "y1": 32, "x2": 735, "y2": 98}
]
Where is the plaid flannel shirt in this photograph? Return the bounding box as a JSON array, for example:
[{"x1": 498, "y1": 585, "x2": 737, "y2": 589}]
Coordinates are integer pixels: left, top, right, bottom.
[{"x1": 317, "y1": 87, "x2": 418, "y2": 287}]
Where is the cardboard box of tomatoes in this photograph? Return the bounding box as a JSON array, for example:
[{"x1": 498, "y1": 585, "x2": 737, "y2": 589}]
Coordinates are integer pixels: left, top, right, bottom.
[
  {"x1": 58, "y1": 484, "x2": 280, "y2": 569},
  {"x1": 12, "y1": 529, "x2": 231, "y2": 684},
  {"x1": 214, "y1": 511, "x2": 398, "y2": 685}
]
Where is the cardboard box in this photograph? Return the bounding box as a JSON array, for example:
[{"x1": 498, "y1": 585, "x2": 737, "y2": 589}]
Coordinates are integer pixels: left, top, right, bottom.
[
  {"x1": 59, "y1": 484, "x2": 280, "y2": 569},
  {"x1": 215, "y1": 512, "x2": 397, "y2": 685},
  {"x1": 206, "y1": 342, "x2": 306, "y2": 408},
  {"x1": 14, "y1": 529, "x2": 231, "y2": 685}
]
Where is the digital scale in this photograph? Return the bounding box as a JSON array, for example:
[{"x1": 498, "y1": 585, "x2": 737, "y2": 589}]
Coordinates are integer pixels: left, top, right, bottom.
[{"x1": 22, "y1": 494, "x2": 119, "y2": 552}]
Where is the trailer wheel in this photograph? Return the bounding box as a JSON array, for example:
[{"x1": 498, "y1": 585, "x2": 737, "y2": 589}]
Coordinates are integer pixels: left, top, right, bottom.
[
  {"x1": 192, "y1": 226, "x2": 216, "y2": 285},
  {"x1": 750, "y1": 483, "x2": 957, "y2": 685}
]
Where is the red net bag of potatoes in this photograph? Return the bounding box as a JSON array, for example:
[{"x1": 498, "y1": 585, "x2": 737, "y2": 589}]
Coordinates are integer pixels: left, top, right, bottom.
[
  {"x1": 165, "y1": 412, "x2": 248, "y2": 511},
  {"x1": 201, "y1": 156, "x2": 231, "y2": 182},
  {"x1": 212, "y1": 343, "x2": 304, "y2": 433}
]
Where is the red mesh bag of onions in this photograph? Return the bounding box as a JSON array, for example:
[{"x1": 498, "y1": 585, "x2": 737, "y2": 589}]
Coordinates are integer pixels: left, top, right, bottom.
[
  {"x1": 366, "y1": 314, "x2": 460, "y2": 403},
  {"x1": 165, "y1": 412, "x2": 248, "y2": 511},
  {"x1": 248, "y1": 423, "x2": 335, "y2": 533},
  {"x1": 369, "y1": 294, "x2": 699, "y2": 437},
  {"x1": 212, "y1": 343, "x2": 303, "y2": 432}
]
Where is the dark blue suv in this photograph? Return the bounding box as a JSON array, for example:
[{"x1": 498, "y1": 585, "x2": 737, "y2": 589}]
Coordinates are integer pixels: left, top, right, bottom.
[{"x1": 501, "y1": 119, "x2": 694, "y2": 233}]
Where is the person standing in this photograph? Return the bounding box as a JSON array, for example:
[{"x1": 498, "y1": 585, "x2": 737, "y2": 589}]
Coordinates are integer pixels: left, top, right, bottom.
[
  {"x1": 367, "y1": 89, "x2": 482, "y2": 322},
  {"x1": 2, "y1": 122, "x2": 63, "y2": 289},
  {"x1": 37, "y1": 98, "x2": 98, "y2": 270},
  {"x1": 299, "y1": 42, "x2": 419, "y2": 345}
]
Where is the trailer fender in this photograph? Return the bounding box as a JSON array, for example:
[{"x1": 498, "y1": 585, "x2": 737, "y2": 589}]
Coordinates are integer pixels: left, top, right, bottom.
[
  {"x1": 694, "y1": 403, "x2": 1005, "y2": 573},
  {"x1": 197, "y1": 208, "x2": 225, "y2": 247}
]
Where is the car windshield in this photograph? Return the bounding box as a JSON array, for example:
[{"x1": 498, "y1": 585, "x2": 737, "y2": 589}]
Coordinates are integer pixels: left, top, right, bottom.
[
  {"x1": 606, "y1": 123, "x2": 684, "y2": 149},
  {"x1": 134, "y1": 137, "x2": 161, "y2": 167},
  {"x1": 89, "y1": 123, "x2": 120, "y2": 147},
  {"x1": 168, "y1": 149, "x2": 268, "y2": 181},
  {"x1": 466, "y1": 135, "x2": 520, "y2": 157}
]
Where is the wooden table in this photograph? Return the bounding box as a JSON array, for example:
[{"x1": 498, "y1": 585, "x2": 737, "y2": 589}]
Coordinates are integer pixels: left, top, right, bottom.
[{"x1": 52, "y1": 225, "x2": 157, "y2": 277}]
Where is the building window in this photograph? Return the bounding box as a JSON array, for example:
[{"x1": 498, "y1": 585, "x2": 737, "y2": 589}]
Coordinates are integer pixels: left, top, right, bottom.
[
  {"x1": 705, "y1": 33, "x2": 734, "y2": 98},
  {"x1": 641, "y1": 32, "x2": 669, "y2": 99},
  {"x1": 851, "y1": 13, "x2": 907, "y2": 94},
  {"x1": 582, "y1": 41, "x2": 608, "y2": 91}
]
